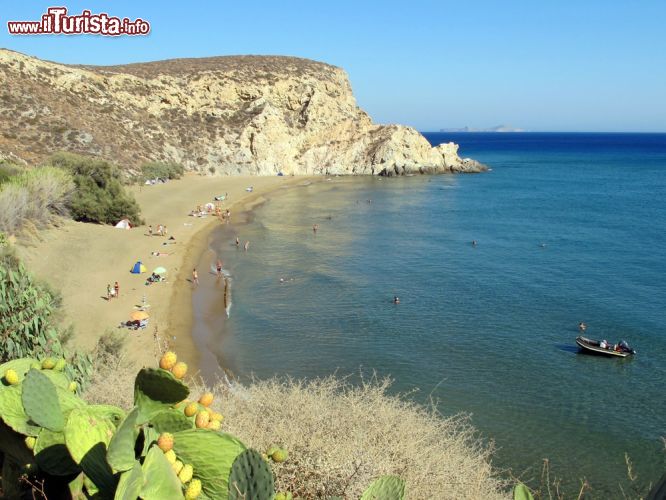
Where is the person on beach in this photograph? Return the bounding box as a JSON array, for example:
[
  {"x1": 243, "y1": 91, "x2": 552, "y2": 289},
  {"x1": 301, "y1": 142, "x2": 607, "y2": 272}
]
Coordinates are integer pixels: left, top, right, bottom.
[
  {"x1": 236, "y1": 237, "x2": 240, "y2": 247},
  {"x1": 192, "y1": 268, "x2": 199, "y2": 286},
  {"x1": 244, "y1": 241, "x2": 250, "y2": 251},
  {"x1": 114, "y1": 281, "x2": 120, "y2": 298},
  {"x1": 107, "y1": 284, "x2": 112, "y2": 300},
  {"x1": 163, "y1": 226, "x2": 168, "y2": 237},
  {"x1": 313, "y1": 224, "x2": 319, "y2": 233},
  {"x1": 157, "y1": 224, "x2": 163, "y2": 236},
  {"x1": 148, "y1": 225, "x2": 153, "y2": 236},
  {"x1": 216, "y1": 259, "x2": 223, "y2": 277},
  {"x1": 579, "y1": 322, "x2": 587, "y2": 332}
]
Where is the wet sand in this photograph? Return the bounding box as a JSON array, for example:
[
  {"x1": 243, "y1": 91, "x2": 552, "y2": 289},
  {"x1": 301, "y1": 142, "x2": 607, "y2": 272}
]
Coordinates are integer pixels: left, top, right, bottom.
[{"x1": 18, "y1": 174, "x2": 310, "y2": 371}]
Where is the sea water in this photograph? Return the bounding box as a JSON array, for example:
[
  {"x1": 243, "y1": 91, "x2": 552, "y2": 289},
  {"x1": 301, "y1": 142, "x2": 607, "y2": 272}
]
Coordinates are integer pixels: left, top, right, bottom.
[{"x1": 194, "y1": 133, "x2": 666, "y2": 496}]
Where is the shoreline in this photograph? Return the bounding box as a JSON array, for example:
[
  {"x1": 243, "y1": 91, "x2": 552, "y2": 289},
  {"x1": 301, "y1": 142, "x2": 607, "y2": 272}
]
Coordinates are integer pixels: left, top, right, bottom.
[
  {"x1": 18, "y1": 174, "x2": 314, "y2": 372},
  {"x1": 187, "y1": 178, "x2": 326, "y2": 381}
]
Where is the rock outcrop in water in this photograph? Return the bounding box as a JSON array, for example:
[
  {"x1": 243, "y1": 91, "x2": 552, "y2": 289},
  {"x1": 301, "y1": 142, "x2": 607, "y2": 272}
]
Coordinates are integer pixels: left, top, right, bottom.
[{"x1": 0, "y1": 49, "x2": 486, "y2": 176}]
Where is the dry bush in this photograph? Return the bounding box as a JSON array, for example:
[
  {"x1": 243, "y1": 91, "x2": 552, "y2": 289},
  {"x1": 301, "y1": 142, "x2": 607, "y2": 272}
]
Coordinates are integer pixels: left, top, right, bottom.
[
  {"x1": 0, "y1": 166, "x2": 73, "y2": 234},
  {"x1": 83, "y1": 355, "x2": 507, "y2": 498},
  {"x1": 201, "y1": 375, "x2": 507, "y2": 499}
]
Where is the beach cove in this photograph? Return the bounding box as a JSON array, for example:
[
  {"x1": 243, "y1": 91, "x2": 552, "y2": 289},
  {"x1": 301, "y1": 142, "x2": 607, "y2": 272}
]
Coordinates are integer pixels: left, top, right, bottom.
[
  {"x1": 190, "y1": 133, "x2": 666, "y2": 497},
  {"x1": 17, "y1": 174, "x2": 314, "y2": 372}
]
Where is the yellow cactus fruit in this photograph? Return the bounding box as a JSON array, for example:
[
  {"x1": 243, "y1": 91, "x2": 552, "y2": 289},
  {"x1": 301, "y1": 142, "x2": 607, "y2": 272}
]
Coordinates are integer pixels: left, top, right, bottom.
[
  {"x1": 185, "y1": 478, "x2": 202, "y2": 499},
  {"x1": 271, "y1": 448, "x2": 288, "y2": 463},
  {"x1": 68, "y1": 381, "x2": 77, "y2": 393},
  {"x1": 41, "y1": 358, "x2": 56, "y2": 370},
  {"x1": 157, "y1": 432, "x2": 174, "y2": 452},
  {"x1": 178, "y1": 463, "x2": 193, "y2": 484},
  {"x1": 172, "y1": 460, "x2": 184, "y2": 475},
  {"x1": 159, "y1": 351, "x2": 177, "y2": 370},
  {"x1": 207, "y1": 419, "x2": 221, "y2": 431},
  {"x1": 211, "y1": 412, "x2": 224, "y2": 422},
  {"x1": 184, "y1": 402, "x2": 199, "y2": 417},
  {"x1": 171, "y1": 362, "x2": 188, "y2": 379},
  {"x1": 54, "y1": 359, "x2": 67, "y2": 371},
  {"x1": 198, "y1": 392, "x2": 214, "y2": 407},
  {"x1": 25, "y1": 436, "x2": 36, "y2": 450},
  {"x1": 164, "y1": 449, "x2": 177, "y2": 465},
  {"x1": 4, "y1": 369, "x2": 19, "y2": 385},
  {"x1": 194, "y1": 411, "x2": 210, "y2": 429}
]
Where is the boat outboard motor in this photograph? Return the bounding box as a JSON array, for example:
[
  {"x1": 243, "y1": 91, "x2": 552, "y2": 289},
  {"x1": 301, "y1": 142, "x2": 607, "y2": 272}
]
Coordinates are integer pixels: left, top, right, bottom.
[{"x1": 619, "y1": 340, "x2": 635, "y2": 354}]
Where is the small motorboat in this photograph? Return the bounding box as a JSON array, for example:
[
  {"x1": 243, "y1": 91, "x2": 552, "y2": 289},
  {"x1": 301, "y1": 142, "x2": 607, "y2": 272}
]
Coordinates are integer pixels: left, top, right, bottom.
[{"x1": 576, "y1": 336, "x2": 636, "y2": 357}]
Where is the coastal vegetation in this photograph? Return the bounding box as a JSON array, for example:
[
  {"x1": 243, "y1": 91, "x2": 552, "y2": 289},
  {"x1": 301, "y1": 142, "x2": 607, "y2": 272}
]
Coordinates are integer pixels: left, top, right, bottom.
[
  {"x1": 45, "y1": 152, "x2": 143, "y2": 226},
  {"x1": 0, "y1": 241, "x2": 93, "y2": 390},
  {"x1": 139, "y1": 161, "x2": 185, "y2": 182}
]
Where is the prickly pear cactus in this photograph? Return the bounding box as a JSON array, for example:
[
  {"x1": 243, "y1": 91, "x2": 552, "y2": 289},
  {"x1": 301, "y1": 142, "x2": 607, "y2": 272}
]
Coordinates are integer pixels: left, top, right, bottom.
[
  {"x1": 107, "y1": 408, "x2": 140, "y2": 472},
  {"x1": 64, "y1": 406, "x2": 117, "y2": 492},
  {"x1": 134, "y1": 368, "x2": 189, "y2": 423},
  {"x1": 21, "y1": 368, "x2": 65, "y2": 431},
  {"x1": 150, "y1": 408, "x2": 194, "y2": 434},
  {"x1": 361, "y1": 475, "x2": 406, "y2": 500},
  {"x1": 34, "y1": 428, "x2": 80, "y2": 476},
  {"x1": 228, "y1": 449, "x2": 275, "y2": 500},
  {"x1": 140, "y1": 445, "x2": 184, "y2": 499},
  {"x1": 0, "y1": 385, "x2": 41, "y2": 436},
  {"x1": 115, "y1": 461, "x2": 144, "y2": 500},
  {"x1": 173, "y1": 429, "x2": 246, "y2": 499},
  {"x1": 513, "y1": 483, "x2": 535, "y2": 500},
  {"x1": 0, "y1": 358, "x2": 39, "y2": 383}
]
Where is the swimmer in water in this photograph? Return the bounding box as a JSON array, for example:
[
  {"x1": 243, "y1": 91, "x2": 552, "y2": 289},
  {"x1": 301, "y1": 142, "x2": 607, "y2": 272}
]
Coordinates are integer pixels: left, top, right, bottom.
[
  {"x1": 244, "y1": 241, "x2": 250, "y2": 251},
  {"x1": 472, "y1": 240, "x2": 477, "y2": 246},
  {"x1": 579, "y1": 322, "x2": 587, "y2": 332},
  {"x1": 313, "y1": 224, "x2": 319, "y2": 233},
  {"x1": 236, "y1": 236, "x2": 240, "y2": 247},
  {"x1": 393, "y1": 296, "x2": 400, "y2": 304},
  {"x1": 216, "y1": 259, "x2": 223, "y2": 277}
]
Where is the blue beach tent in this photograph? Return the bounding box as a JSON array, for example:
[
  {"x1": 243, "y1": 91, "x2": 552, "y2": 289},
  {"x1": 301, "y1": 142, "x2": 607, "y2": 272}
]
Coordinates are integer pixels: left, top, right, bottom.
[{"x1": 130, "y1": 261, "x2": 147, "y2": 274}]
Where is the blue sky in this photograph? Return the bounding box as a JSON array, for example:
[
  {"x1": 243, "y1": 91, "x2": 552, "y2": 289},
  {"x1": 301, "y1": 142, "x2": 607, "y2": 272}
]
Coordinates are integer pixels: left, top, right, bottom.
[{"x1": 1, "y1": 1, "x2": 665, "y2": 132}]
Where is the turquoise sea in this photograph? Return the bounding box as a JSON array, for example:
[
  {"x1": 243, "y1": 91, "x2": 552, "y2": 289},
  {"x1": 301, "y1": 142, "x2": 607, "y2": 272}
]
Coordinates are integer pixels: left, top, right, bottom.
[{"x1": 193, "y1": 133, "x2": 666, "y2": 497}]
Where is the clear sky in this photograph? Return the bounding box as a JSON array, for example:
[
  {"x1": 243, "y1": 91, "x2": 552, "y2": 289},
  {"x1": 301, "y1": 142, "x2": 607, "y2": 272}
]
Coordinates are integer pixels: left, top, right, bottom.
[{"x1": 1, "y1": 1, "x2": 665, "y2": 132}]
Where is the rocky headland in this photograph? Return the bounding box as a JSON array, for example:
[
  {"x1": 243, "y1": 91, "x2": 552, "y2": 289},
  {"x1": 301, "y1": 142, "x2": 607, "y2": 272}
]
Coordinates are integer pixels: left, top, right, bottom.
[{"x1": 0, "y1": 49, "x2": 486, "y2": 176}]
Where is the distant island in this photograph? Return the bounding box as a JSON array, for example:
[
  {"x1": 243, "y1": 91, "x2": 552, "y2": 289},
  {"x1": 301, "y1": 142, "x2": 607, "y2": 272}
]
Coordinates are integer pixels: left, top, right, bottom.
[{"x1": 439, "y1": 125, "x2": 526, "y2": 133}]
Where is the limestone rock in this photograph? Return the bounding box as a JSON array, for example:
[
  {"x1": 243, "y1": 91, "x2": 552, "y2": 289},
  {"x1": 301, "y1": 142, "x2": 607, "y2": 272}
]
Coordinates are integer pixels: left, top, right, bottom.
[{"x1": 0, "y1": 49, "x2": 485, "y2": 176}]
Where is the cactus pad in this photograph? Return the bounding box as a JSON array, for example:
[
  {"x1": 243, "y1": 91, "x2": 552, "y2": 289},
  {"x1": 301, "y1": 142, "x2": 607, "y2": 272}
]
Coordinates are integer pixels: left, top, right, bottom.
[
  {"x1": 173, "y1": 429, "x2": 246, "y2": 499},
  {"x1": 513, "y1": 483, "x2": 535, "y2": 500},
  {"x1": 107, "y1": 407, "x2": 140, "y2": 472},
  {"x1": 115, "y1": 461, "x2": 144, "y2": 500},
  {"x1": 140, "y1": 445, "x2": 184, "y2": 499},
  {"x1": 134, "y1": 368, "x2": 190, "y2": 423},
  {"x1": 0, "y1": 385, "x2": 41, "y2": 436},
  {"x1": 0, "y1": 358, "x2": 38, "y2": 381},
  {"x1": 21, "y1": 368, "x2": 65, "y2": 431},
  {"x1": 34, "y1": 428, "x2": 80, "y2": 476},
  {"x1": 361, "y1": 475, "x2": 406, "y2": 500},
  {"x1": 228, "y1": 448, "x2": 275, "y2": 500},
  {"x1": 150, "y1": 409, "x2": 194, "y2": 434}
]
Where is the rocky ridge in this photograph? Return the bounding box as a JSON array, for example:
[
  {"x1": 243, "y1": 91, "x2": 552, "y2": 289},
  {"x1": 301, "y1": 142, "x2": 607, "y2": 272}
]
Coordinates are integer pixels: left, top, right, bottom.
[{"x1": 0, "y1": 49, "x2": 486, "y2": 176}]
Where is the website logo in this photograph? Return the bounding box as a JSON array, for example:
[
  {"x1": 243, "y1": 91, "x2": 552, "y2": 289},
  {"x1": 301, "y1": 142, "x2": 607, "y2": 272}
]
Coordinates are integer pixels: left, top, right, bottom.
[{"x1": 7, "y1": 7, "x2": 150, "y2": 36}]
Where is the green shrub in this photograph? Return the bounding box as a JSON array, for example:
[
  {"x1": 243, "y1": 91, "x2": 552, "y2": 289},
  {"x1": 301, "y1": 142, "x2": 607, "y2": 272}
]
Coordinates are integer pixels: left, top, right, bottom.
[
  {"x1": 0, "y1": 257, "x2": 92, "y2": 387},
  {"x1": 46, "y1": 152, "x2": 143, "y2": 226},
  {"x1": 140, "y1": 161, "x2": 185, "y2": 182},
  {"x1": 0, "y1": 160, "x2": 22, "y2": 185}
]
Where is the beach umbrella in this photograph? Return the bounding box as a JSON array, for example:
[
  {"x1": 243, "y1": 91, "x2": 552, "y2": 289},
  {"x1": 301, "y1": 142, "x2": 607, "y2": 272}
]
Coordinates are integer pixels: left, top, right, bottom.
[
  {"x1": 130, "y1": 261, "x2": 147, "y2": 274},
  {"x1": 153, "y1": 266, "x2": 167, "y2": 275},
  {"x1": 130, "y1": 311, "x2": 150, "y2": 321}
]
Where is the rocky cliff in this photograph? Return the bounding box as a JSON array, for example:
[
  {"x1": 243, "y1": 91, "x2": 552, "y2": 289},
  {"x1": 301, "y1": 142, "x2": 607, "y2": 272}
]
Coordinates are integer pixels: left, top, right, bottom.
[{"x1": 0, "y1": 49, "x2": 486, "y2": 176}]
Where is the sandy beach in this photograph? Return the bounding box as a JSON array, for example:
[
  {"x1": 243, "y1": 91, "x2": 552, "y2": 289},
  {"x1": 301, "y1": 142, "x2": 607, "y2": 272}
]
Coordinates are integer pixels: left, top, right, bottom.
[{"x1": 18, "y1": 174, "x2": 310, "y2": 370}]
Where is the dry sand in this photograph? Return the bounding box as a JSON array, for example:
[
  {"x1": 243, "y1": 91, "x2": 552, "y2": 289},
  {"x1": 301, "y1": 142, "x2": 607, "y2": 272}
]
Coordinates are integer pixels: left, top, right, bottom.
[{"x1": 18, "y1": 174, "x2": 309, "y2": 370}]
